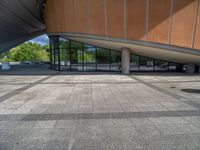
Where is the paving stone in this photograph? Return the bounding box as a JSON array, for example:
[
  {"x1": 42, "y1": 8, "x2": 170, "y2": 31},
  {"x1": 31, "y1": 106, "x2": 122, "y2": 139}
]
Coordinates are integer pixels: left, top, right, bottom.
[{"x1": 0, "y1": 67, "x2": 200, "y2": 149}]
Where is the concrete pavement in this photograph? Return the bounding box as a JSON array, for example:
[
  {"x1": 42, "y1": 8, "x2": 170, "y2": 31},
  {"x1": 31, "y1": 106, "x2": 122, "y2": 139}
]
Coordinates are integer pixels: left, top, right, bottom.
[{"x1": 0, "y1": 66, "x2": 200, "y2": 149}]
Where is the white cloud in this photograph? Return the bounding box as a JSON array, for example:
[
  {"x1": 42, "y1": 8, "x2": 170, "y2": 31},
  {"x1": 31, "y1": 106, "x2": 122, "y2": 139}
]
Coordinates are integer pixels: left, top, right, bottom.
[{"x1": 29, "y1": 34, "x2": 49, "y2": 46}]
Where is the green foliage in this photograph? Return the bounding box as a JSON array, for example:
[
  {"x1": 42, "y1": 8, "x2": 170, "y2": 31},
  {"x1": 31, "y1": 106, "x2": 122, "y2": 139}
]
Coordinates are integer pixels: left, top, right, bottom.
[
  {"x1": 96, "y1": 48, "x2": 109, "y2": 63},
  {"x1": 59, "y1": 40, "x2": 69, "y2": 49},
  {"x1": 0, "y1": 42, "x2": 49, "y2": 62}
]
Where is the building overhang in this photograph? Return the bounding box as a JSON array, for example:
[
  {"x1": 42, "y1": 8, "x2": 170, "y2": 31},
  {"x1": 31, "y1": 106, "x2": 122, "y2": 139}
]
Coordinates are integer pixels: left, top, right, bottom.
[{"x1": 0, "y1": 0, "x2": 46, "y2": 53}]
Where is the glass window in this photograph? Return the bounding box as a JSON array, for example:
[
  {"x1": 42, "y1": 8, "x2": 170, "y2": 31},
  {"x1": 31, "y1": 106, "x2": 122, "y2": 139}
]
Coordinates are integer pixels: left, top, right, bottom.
[
  {"x1": 50, "y1": 37, "x2": 183, "y2": 73},
  {"x1": 169, "y1": 62, "x2": 177, "y2": 71},
  {"x1": 130, "y1": 55, "x2": 139, "y2": 71},
  {"x1": 83, "y1": 45, "x2": 96, "y2": 71},
  {"x1": 59, "y1": 38, "x2": 69, "y2": 49},
  {"x1": 60, "y1": 48, "x2": 70, "y2": 70},
  {"x1": 140, "y1": 56, "x2": 154, "y2": 71},
  {"x1": 59, "y1": 38, "x2": 70, "y2": 70},
  {"x1": 96, "y1": 48, "x2": 110, "y2": 71},
  {"x1": 50, "y1": 43, "x2": 54, "y2": 69},
  {"x1": 154, "y1": 60, "x2": 168, "y2": 71},
  {"x1": 50, "y1": 36, "x2": 60, "y2": 70},
  {"x1": 111, "y1": 50, "x2": 121, "y2": 71},
  {"x1": 71, "y1": 41, "x2": 83, "y2": 71}
]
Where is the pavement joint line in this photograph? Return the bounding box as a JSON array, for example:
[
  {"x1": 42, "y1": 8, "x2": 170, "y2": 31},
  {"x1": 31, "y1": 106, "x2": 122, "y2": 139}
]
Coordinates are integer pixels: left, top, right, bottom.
[
  {"x1": 0, "y1": 71, "x2": 61, "y2": 103},
  {"x1": 41, "y1": 82, "x2": 139, "y2": 85},
  {"x1": 1, "y1": 80, "x2": 200, "y2": 85},
  {"x1": 0, "y1": 110, "x2": 199, "y2": 122},
  {"x1": 129, "y1": 75, "x2": 200, "y2": 110}
]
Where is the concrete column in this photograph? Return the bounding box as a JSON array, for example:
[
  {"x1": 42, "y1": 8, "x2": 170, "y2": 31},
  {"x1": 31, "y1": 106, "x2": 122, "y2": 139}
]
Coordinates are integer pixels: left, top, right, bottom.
[
  {"x1": 186, "y1": 64, "x2": 195, "y2": 74},
  {"x1": 121, "y1": 48, "x2": 130, "y2": 75}
]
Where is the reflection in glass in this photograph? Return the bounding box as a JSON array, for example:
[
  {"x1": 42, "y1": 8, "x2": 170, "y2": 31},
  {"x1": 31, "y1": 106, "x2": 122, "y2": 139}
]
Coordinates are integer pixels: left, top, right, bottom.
[
  {"x1": 96, "y1": 48, "x2": 110, "y2": 71},
  {"x1": 50, "y1": 36, "x2": 59, "y2": 70},
  {"x1": 169, "y1": 62, "x2": 177, "y2": 71},
  {"x1": 140, "y1": 57, "x2": 154, "y2": 71},
  {"x1": 154, "y1": 60, "x2": 168, "y2": 71},
  {"x1": 111, "y1": 50, "x2": 121, "y2": 71},
  {"x1": 130, "y1": 55, "x2": 139, "y2": 71},
  {"x1": 50, "y1": 36, "x2": 182, "y2": 73},
  {"x1": 83, "y1": 45, "x2": 96, "y2": 71},
  {"x1": 59, "y1": 38, "x2": 70, "y2": 70},
  {"x1": 59, "y1": 38, "x2": 69, "y2": 49},
  {"x1": 71, "y1": 41, "x2": 83, "y2": 71}
]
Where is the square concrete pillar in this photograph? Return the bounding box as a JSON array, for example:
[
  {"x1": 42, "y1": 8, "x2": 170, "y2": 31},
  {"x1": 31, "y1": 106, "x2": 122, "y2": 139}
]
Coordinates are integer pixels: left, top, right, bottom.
[{"x1": 121, "y1": 48, "x2": 130, "y2": 75}]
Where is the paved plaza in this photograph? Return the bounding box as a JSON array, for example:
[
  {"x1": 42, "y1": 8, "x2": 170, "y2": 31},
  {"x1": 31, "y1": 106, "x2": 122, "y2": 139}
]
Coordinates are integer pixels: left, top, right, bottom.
[{"x1": 0, "y1": 65, "x2": 200, "y2": 150}]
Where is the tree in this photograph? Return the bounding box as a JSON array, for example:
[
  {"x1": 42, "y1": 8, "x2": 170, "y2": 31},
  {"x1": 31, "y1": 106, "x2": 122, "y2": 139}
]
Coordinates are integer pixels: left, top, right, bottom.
[{"x1": 0, "y1": 42, "x2": 49, "y2": 62}]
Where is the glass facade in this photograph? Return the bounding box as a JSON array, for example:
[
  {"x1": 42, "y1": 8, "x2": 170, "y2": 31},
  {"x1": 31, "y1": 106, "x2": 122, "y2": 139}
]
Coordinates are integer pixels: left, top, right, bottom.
[
  {"x1": 130, "y1": 55, "x2": 139, "y2": 71},
  {"x1": 96, "y1": 48, "x2": 110, "y2": 71},
  {"x1": 83, "y1": 45, "x2": 96, "y2": 71},
  {"x1": 110, "y1": 50, "x2": 121, "y2": 71},
  {"x1": 50, "y1": 36, "x2": 181, "y2": 72},
  {"x1": 59, "y1": 38, "x2": 70, "y2": 70},
  {"x1": 140, "y1": 56, "x2": 154, "y2": 71},
  {"x1": 154, "y1": 60, "x2": 169, "y2": 71},
  {"x1": 70, "y1": 41, "x2": 82, "y2": 71},
  {"x1": 50, "y1": 36, "x2": 60, "y2": 70}
]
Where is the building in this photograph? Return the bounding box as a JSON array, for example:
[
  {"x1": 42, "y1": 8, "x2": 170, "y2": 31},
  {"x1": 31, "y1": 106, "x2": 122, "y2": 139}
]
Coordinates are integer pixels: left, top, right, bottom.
[{"x1": 0, "y1": 0, "x2": 200, "y2": 74}]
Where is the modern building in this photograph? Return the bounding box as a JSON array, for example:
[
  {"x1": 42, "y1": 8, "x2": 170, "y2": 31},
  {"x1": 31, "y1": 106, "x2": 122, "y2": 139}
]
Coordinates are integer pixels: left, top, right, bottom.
[{"x1": 0, "y1": 0, "x2": 200, "y2": 74}]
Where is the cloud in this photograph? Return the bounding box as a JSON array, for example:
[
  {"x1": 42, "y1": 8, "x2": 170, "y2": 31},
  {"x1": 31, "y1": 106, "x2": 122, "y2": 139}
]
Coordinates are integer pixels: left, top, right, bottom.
[{"x1": 29, "y1": 34, "x2": 49, "y2": 46}]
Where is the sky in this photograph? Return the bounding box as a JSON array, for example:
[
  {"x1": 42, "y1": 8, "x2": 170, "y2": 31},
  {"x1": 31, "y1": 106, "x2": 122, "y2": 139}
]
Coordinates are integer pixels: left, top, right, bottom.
[{"x1": 29, "y1": 34, "x2": 49, "y2": 46}]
